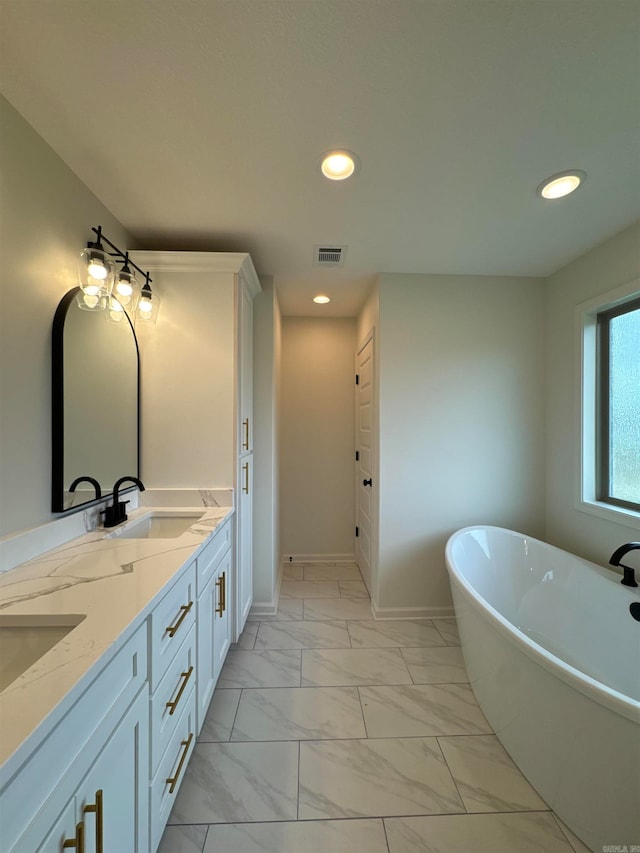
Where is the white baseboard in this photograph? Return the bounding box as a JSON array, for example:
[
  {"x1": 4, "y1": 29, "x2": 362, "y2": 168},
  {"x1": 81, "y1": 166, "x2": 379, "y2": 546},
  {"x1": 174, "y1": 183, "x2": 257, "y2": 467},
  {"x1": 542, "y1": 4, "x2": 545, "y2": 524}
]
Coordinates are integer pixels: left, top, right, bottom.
[
  {"x1": 281, "y1": 553, "x2": 356, "y2": 564},
  {"x1": 249, "y1": 601, "x2": 278, "y2": 617},
  {"x1": 371, "y1": 602, "x2": 456, "y2": 620},
  {"x1": 249, "y1": 561, "x2": 285, "y2": 618}
]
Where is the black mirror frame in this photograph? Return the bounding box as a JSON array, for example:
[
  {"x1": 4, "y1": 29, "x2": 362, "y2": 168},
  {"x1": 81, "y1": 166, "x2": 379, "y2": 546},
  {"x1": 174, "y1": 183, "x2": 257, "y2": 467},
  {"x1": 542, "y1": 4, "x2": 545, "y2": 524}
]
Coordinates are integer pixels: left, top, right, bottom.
[{"x1": 51, "y1": 286, "x2": 141, "y2": 513}]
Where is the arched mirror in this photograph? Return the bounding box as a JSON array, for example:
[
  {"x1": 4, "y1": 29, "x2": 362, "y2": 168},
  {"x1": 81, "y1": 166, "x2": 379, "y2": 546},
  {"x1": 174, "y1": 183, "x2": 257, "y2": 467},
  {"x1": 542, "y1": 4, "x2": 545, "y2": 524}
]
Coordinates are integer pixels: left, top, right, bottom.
[{"x1": 52, "y1": 287, "x2": 140, "y2": 512}]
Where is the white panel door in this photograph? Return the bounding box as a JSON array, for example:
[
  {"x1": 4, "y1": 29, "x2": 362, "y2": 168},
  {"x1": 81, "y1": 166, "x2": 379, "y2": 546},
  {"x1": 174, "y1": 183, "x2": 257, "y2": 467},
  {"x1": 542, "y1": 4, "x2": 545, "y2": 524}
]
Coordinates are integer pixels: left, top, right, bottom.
[
  {"x1": 236, "y1": 455, "x2": 253, "y2": 635},
  {"x1": 356, "y1": 336, "x2": 374, "y2": 594},
  {"x1": 76, "y1": 689, "x2": 149, "y2": 853},
  {"x1": 213, "y1": 550, "x2": 232, "y2": 678},
  {"x1": 239, "y1": 276, "x2": 254, "y2": 454}
]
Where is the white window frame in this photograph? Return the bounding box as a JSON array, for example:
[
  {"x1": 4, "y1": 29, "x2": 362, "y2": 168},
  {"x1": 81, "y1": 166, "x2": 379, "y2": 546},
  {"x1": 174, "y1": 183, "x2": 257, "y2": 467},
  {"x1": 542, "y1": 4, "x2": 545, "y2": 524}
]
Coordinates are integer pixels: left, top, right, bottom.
[{"x1": 575, "y1": 277, "x2": 640, "y2": 530}]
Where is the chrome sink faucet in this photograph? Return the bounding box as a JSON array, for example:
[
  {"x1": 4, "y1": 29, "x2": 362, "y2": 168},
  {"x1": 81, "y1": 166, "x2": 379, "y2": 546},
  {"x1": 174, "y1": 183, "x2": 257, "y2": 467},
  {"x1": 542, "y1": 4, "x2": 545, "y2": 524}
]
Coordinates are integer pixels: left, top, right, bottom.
[
  {"x1": 609, "y1": 542, "x2": 640, "y2": 587},
  {"x1": 102, "y1": 476, "x2": 146, "y2": 528}
]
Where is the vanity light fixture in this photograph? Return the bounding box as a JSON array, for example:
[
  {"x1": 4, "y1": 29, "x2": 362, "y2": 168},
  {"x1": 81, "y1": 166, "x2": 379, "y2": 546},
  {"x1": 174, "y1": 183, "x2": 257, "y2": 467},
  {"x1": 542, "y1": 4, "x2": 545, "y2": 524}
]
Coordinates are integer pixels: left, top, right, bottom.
[
  {"x1": 114, "y1": 252, "x2": 139, "y2": 309},
  {"x1": 77, "y1": 226, "x2": 115, "y2": 310},
  {"x1": 136, "y1": 274, "x2": 161, "y2": 324},
  {"x1": 77, "y1": 227, "x2": 158, "y2": 322},
  {"x1": 536, "y1": 170, "x2": 586, "y2": 200},
  {"x1": 313, "y1": 294, "x2": 331, "y2": 304},
  {"x1": 320, "y1": 149, "x2": 359, "y2": 181}
]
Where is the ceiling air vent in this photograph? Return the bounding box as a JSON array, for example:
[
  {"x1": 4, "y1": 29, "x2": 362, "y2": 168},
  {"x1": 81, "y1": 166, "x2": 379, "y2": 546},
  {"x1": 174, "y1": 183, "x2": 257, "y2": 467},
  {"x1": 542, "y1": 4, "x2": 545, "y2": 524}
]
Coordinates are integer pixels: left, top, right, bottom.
[{"x1": 314, "y1": 245, "x2": 347, "y2": 267}]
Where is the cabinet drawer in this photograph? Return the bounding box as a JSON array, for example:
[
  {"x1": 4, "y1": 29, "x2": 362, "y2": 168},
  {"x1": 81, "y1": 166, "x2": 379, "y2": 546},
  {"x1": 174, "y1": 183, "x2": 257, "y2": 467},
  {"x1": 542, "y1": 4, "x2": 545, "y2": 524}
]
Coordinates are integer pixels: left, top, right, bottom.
[
  {"x1": 150, "y1": 688, "x2": 197, "y2": 852},
  {"x1": 2, "y1": 624, "x2": 147, "y2": 852},
  {"x1": 150, "y1": 624, "x2": 196, "y2": 774},
  {"x1": 150, "y1": 562, "x2": 196, "y2": 690},
  {"x1": 196, "y1": 518, "x2": 232, "y2": 595}
]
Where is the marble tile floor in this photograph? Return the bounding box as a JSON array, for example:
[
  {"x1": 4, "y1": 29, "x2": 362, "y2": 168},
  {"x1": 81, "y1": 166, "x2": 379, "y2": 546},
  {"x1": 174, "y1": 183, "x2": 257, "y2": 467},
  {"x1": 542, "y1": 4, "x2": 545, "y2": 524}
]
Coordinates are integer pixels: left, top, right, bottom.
[{"x1": 159, "y1": 562, "x2": 590, "y2": 853}]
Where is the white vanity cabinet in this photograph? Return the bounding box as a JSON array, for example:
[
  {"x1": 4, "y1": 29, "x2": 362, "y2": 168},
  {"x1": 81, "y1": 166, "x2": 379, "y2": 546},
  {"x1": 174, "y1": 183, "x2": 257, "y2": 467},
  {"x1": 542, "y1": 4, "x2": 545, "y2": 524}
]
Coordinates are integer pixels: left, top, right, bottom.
[
  {"x1": 236, "y1": 278, "x2": 254, "y2": 632},
  {"x1": 148, "y1": 562, "x2": 198, "y2": 851},
  {"x1": 196, "y1": 517, "x2": 232, "y2": 731},
  {"x1": 4, "y1": 624, "x2": 149, "y2": 853},
  {"x1": 27, "y1": 690, "x2": 148, "y2": 853},
  {"x1": 0, "y1": 512, "x2": 236, "y2": 852},
  {"x1": 131, "y1": 251, "x2": 260, "y2": 641},
  {"x1": 69, "y1": 689, "x2": 149, "y2": 853}
]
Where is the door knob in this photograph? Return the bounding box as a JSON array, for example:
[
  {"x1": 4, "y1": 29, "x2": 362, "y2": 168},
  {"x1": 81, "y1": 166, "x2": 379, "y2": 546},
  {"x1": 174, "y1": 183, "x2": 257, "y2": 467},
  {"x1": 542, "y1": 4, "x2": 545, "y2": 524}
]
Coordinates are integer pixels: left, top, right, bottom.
[{"x1": 363, "y1": 478, "x2": 372, "y2": 487}]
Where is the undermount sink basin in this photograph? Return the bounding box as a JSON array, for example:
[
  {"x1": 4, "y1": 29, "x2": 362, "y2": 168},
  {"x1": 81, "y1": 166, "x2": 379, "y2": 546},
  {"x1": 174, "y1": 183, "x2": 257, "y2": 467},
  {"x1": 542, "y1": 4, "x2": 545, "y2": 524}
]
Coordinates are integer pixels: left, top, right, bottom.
[
  {"x1": 0, "y1": 615, "x2": 86, "y2": 692},
  {"x1": 105, "y1": 511, "x2": 205, "y2": 540}
]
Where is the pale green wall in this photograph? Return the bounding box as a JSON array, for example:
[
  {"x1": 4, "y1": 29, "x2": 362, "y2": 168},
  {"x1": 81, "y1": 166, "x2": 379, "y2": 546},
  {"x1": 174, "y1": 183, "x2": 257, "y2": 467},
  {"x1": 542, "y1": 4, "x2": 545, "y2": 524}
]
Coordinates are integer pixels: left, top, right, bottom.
[
  {"x1": 253, "y1": 277, "x2": 281, "y2": 606},
  {"x1": 0, "y1": 96, "x2": 131, "y2": 537},
  {"x1": 545, "y1": 220, "x2": 640, "y2": 564},
  {"x1": 375, "y1": 274, "x2": 546, "y2": 613},
  {"x1": 279, "y1": 317, "x2": 357, "y2": 558}
]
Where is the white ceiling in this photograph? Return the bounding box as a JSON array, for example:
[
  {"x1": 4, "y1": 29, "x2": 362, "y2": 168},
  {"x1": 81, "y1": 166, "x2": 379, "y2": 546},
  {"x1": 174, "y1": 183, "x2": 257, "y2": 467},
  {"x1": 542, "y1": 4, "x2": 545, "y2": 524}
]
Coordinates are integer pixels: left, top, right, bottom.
[{"x1": 1, "y1": 0, "x2": 639, "y2": 316}]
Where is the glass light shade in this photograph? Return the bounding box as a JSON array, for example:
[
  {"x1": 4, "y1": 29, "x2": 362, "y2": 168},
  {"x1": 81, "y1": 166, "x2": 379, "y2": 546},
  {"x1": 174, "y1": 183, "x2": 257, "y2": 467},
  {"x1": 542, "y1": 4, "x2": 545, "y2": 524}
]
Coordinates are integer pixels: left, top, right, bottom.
[
  {"x1": 75, "y1": 288, "x2": 107, "y2": 312},
  {"x1": 107, "y1": 296, "x2": 127, "y2": 323},
  {"x1": 114, "y1": 266, "x2": 139, "y2": 308},
  {"x1": 78, "y1": 246, "x2": 114, "y2": 299},
  {"x1": 136, "y1": 285, "x2": 161, "y2": 324},
  {"x1": 313, "y1": 295, "x2": 331, "y2": 304}
]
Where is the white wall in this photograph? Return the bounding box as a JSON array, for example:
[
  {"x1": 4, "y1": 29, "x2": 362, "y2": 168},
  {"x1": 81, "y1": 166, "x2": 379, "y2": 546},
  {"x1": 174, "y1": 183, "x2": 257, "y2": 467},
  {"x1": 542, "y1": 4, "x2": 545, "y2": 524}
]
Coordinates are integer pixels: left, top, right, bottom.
[
  {"x1": 356, "y1": 281, "x2": 380, "y2": 348},
  {"x1": 376, "y1": 274, "x2": 546, "y2": 615},
  {"x1": 252, "y1": 277, "x2": 282, "y2": 606},
  {"x1": 132, "y1": 267, "x2": 235, "y2": 489},
  {"x1": 279, "y1": 318, "x2": 357, "y2": 559},
  {"x1": 0, "y1": 96, "x2": 132, "y2": 536},
  {"x1": 545, "y1": 220, "x2": 640, "y2": 564},
  {"x1": 356, "y1": 283, "x2": 381, "y2": 598}
]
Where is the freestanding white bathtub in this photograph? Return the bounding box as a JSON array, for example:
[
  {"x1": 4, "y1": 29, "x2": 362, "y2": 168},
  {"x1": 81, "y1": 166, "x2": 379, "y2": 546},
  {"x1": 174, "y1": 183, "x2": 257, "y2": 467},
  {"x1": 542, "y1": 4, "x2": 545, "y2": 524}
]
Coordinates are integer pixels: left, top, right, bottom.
[{"x1": 445, "y1": 526, "x2": 640, "y2": 853}]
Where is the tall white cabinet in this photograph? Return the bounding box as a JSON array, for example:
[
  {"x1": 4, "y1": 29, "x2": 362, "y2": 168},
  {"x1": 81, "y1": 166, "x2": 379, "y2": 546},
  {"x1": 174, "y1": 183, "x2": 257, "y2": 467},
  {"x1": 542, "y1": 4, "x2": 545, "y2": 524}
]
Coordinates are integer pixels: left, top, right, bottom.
[
  {"x1": 132, "y1": 251, "x2": 260, "y2": 639},
  {"x1": 236, "y1": 279, "x2": 254, "y2": 629}
]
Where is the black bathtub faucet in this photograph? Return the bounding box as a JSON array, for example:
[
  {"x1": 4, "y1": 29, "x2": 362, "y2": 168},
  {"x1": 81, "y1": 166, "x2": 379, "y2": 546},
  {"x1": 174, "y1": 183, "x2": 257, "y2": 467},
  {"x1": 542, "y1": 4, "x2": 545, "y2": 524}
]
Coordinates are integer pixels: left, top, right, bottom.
[
  {"x1": 609, "y1": 542, "x2": 640, "y2": 587},
  {"x1": 102, "y1": 476, "x2": 146, "y2": 528}
]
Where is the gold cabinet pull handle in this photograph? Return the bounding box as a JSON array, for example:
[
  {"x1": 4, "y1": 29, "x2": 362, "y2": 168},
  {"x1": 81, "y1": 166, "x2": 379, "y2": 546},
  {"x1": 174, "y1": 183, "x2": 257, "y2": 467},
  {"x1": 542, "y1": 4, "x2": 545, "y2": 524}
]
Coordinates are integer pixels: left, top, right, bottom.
[
  {"x1": 215, "y1": 576, "x2": 224, "y2": 616},
  {"x1": 242, "y1": 418, "x2": 249, "y2": 450},
  {"x1": 166, "y1": 666, "x2": 194, "y2": 716},
  {"x1": 166, "y1": 733, "x2": 193, "y2": 794},
  {"x1": 62, "y1": 821, "x2": 85, "y2": 851},
  {"x1": 166, "y1": 601, "x2": 193, "y2": 637},
  {"x1": 215, "y1": 571, "x2": 227, "y2": 616},
  {"x1": 83, "y1": 789, "x2": 103, "y2": 853},
  {"x1": 242, "y1": 462, "x2": 249, "y2": 494}
]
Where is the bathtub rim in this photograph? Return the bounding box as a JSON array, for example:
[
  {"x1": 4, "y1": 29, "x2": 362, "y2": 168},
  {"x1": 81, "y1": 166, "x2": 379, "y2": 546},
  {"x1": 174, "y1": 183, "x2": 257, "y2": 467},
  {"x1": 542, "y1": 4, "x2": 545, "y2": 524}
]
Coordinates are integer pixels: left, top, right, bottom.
[{"x1": 445, "y1": 525, "x2": 640, "y2": 725}]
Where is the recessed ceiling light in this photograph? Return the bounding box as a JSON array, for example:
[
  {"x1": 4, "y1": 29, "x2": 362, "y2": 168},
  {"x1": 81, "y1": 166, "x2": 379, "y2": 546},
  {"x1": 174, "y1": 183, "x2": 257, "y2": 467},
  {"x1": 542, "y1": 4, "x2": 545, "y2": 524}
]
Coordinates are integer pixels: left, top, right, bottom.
[
  {"x1": 536, "y1": 170, "x2": 586, "y2": 200},
  {"x1": 313, "y1": 295, "x2": 331, "y2": 304},
  {"x1": 321, "y1": 150, "x2": 359, "y2": 181}
]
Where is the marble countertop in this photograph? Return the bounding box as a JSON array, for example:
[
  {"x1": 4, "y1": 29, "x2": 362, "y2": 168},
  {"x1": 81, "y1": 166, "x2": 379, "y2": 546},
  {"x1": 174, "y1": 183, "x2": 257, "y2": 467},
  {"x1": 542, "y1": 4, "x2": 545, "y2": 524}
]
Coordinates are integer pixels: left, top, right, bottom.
[{"x1": 0, "y1": 505, "x2": 233, "y2": 782}]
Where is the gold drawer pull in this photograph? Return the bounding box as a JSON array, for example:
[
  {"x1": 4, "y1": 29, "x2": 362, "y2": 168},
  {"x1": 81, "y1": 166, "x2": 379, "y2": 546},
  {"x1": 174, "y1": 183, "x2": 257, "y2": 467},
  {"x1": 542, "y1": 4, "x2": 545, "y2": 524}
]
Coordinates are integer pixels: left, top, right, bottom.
[
  {"x1": 83, "y1": 789, "x2": 103, "y2": 853},
  {"x1": 215, "y1": 575, "x2": 224, "y2": 616},
  {"x1": 242, "y1": 418, "x2": 250, "y2": 450},
  {"x1": 242, "y1": 462, "x2": 249, "y2": 494},
  {"x1": 166, "y1": 666, "x2": 194, "y2": 716},
  {"x1": 215, "y1": 571, "x2": 227, "y2": 616},
  {"x1": 166, "y1": 732, "x2": 193, "y2": 794},
  {"x1": 62, "y1": 821, "x2": 85, "y2": 851},
  {"x1": 166, "y1": 601, "x2": 193, "y2": 637}
]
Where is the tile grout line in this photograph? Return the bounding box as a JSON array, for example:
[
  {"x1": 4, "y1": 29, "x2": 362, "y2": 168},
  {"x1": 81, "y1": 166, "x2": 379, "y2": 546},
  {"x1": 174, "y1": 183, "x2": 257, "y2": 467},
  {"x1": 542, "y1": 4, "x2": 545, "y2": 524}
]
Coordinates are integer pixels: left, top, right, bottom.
[
  {"x1": 296, "y1": 740, "x2": 301, "y2": 821},
  {"x1": 356, "y1": 685, "x2": 370, "y2": 739},
  {"x1": 381, "y1": 817, "x2": 392, "y2": 853},
  {"x1": 434, "y1": 734, "x2": 469, "y2": 814},
  {"x1": 227, "y1": 686, "x2": 243, "y2": 742}
]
